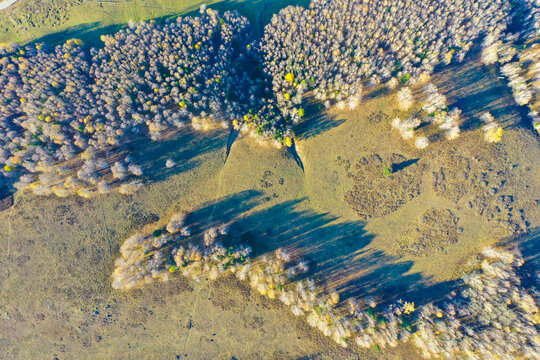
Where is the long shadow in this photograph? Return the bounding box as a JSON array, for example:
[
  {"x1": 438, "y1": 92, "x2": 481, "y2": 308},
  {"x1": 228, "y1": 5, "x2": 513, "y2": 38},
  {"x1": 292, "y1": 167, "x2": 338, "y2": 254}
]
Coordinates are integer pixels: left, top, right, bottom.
[
  {"x1": 188, "y1": 192, "x2": 458, "y2": 307},
  {"x1": 25, "y1": 2, "x2": 206, "y2": 49},
  {"x1": 293, "y1": 98, "x2": 346, "y2": 140},
  {"x1": 433, "y1": 42, "x2": 532, "y2": 133},
  {"x1": 240, "y1": 197, "x2": 458, "y2": 306},
  {"x1": 181, "y1": 189, "x2": 264, "y2": 237},
  {"x1": 224, "y1": 128, "x2": 239, "y2": 163},
  {"x1": 288, "y1": 139, "x2": 305, "y2": 172},
  {"x1": 0, "y1": 186, "x2": 14, "y2": 211},
  {"x1": 512, "y1": 227, "x2": 539, "y2": 290},
  {"x1": 28, "y1": 22, "x2": 124, "y2": 49},
  {"x1": 392, "y1": 158, "x2": 419, "y2": 172},
  {"x1": 364, "y1": 85, "x2": 390, "y2": 100},
  {"x1": 25, "y1": 0, "x2": 311, "y2": 49},
  {"x1": 127, "y1": 128, "x2": 228, "y2": 182}
]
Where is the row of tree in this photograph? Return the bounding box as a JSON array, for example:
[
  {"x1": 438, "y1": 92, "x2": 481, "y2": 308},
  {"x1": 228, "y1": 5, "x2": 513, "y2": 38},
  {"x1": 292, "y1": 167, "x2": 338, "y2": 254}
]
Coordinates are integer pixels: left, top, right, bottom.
[{"x1": 1, "y1": 0, "x2": 537, "y2": 195}]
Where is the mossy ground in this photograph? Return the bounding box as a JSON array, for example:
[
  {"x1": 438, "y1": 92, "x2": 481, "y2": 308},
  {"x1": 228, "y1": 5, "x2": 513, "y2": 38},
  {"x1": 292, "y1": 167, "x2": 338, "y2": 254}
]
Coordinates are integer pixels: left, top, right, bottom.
[{"x1": 1, "y1": 2, "x2": 540, "y2": 359}]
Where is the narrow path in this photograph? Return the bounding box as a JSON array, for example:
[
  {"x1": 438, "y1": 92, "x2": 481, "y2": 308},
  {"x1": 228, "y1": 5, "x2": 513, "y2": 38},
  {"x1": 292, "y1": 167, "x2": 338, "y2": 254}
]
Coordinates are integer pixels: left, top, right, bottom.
[
  {"x1": 205, "y1": 131, "x2": 231, "y2": 225},
  {"x1": 5, "y1": 193, "x2": 18, "y2": 279},
  {"x1": 182, "y1": 129, "x2": 230, "y2": 355},
  {"x1": 182, "y1": 279, "x2": 208, "y2": 356},
  {"x1": 97, "y1": 202, "x2": 113, "y2": 257}
]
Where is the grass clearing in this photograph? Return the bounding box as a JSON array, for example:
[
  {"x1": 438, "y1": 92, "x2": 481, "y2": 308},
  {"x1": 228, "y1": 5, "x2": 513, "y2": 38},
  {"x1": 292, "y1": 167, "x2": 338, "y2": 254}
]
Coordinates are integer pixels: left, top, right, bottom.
[
  {"x1": 0, "y1": 0, "x2": 309, "y2": 46},
  {"x1": 0, "y1": 2, "x2": 539, "y2": 359}
]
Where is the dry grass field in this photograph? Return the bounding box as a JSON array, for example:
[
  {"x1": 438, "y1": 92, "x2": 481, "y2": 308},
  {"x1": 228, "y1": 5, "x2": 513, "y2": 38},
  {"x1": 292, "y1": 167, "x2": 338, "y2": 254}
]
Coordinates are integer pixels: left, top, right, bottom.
[{"x1": 0, "y1": 1, "x2": 539, "y2": 359}]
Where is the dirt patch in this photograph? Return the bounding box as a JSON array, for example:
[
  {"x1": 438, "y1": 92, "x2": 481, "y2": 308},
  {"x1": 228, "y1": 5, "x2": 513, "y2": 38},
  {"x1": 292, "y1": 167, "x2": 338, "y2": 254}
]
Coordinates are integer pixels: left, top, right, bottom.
[
  {"x1": 467, "y1": 193, "x2": 528, "y2": 234},
  {"x1": 260, "y1": 170, "x2": 274, "y2": 189},
  {"x1": 127, "y1": 209, "x2": 160, "y2": 229},
  {"x1": 430, "y1": 145, "x2": 511, "y2": 204},
  {"x1": 53, "y1": 204, "x2": 77, "y2": 226},
  {"x1": 242, "y1": 314, "x2": 265, "y2": 332},
  {"x1": 431, "y1": 145, "x2": 528, "y2": 234},
  {"x1": 209, "y1": 275, "x2": 251, "y2": 311},
  {"x1": 431, "y1": 155, "x2": 473, "y2": 203},
  {"x1": 366, "y1": 110, "x2": 390, "y2": 124},
  {"x1": 342, "y1": 153, "x2": 427, "y2": 219},
  {"x1": 398, "y1": 208, "x2": 462, "y2": 256}
]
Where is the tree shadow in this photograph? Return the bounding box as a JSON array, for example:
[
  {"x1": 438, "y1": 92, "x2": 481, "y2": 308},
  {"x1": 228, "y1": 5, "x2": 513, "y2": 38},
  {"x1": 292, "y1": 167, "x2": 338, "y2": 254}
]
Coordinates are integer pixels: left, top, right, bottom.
[
  {"x1": 392, "y1": 158, "x2": 419, "y2": 173},
  {"x1": 364, "y1": 85, "x2": 390, "y2": 100},
  {"x1": 511, "y1": 227, "x2": 539, "y2": 291},
  {"x1": 181, "y1": 189, "x2": 264, "y2": 236},
  {"x1": 187, "y1": 192, "x2": 459, "y2": 307},
  {"x1": 293, "y1": 98, "x2": 346, "y2": 140},
  {"x1": 288, "y1": 139, "x2": 305, "y2": 172},
  {"x1": 25, "y1": 1, "x2": 206, "y2": 49},
  {"x1": 25, "y1": 0, "x2": 311, "y2": 48},
  {"x1": 225, "y1": 128, "x2": 240, "y2": 162},
  {"x1": 28, "y1": 22, "x2": 124, "y2": 49},
  {"x1": 0, "y1": 186, "x2": 14, "y2": 211},
  {"x1": 433, "y1": 43, "x2": 532, "y2": 133},
  {"x1": 126, "y1": 128, "x2": 229, "y2": 183}
]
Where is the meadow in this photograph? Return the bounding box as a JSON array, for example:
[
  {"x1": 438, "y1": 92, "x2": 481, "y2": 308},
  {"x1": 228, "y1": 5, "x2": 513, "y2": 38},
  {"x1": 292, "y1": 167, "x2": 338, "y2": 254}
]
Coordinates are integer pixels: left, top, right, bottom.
[
  {"x1": 0, "y1": 0, "x2": 309, "y2": 46},
  {"x1": 0, "y1": 0, "x2": 539, "y2": 359},
  {"x1": 1, "y1": 69, "x2": 538, "y2": 358}
]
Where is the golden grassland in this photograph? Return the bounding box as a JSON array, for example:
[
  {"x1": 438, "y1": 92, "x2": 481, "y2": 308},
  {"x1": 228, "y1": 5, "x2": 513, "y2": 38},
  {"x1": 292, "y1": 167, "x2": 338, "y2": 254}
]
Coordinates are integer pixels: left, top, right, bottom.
[
  {"x1": 0, "y1": 5, "x2": 539, "y2": 358},
  {"x1": 1, "y1": 70, "x2": 539, "y2": 359}
]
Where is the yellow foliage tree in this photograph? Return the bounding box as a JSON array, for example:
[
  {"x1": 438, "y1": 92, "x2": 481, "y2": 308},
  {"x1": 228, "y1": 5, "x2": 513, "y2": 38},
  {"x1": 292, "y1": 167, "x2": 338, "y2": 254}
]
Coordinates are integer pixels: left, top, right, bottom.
[
  {"x1": 285, "y1": 72, "x2": 294, "y2": 83},
  {"x1": 284, "y1": 137, "x2": 293, "y2": 147},
  {"x1": 484, "y1": 126, "x2": 503, "y2": 143}
]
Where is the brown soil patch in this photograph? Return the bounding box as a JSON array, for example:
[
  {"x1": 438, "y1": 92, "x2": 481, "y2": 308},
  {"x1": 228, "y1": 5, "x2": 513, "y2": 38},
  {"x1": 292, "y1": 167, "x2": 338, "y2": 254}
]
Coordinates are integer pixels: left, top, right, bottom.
[
  {"x1": 398, "y1": 208, "x2": 461, "y2": 256},
  {"x1": 431, "y1": 144, "x2": 529, "y2": 234},
  {"x1": 343, "y1": 153, "x2": 427, "y2": 219}
]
